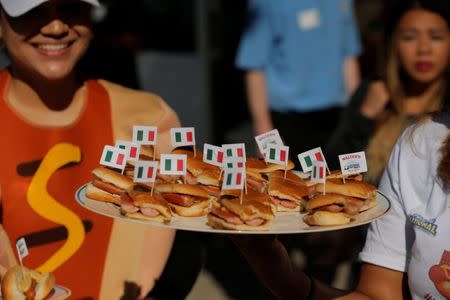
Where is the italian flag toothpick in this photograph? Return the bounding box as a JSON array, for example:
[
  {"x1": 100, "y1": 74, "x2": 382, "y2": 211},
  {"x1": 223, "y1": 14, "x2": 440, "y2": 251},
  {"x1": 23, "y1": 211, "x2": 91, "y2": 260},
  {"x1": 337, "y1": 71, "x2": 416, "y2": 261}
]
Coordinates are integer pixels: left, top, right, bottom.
[
  {"x1": 297, "y1": 147, "x2": 328, "y2": 173},
  {"x1": 171, "y1": 127, "x2": 195, "y2": 148},
  {"x1": 159, "y1": 154, "x2": 187, "y2": 176},
  {"x1": 115, "y1": 140, "x2": 141, "y2": 162},
  {"x1": 222, "y1": 143, "x2": 246, "y2": 161},
  {"x1": 265, "y1": 144, "x2": 289, "y2": 166},
  {"x1": 100, "y1": 145, "x2": 127, "y2": 171},
  {"x1": 134, "y1": 160, "x2": 158, "y2": 183},
  {"x1": 203, "y1": 144, "x2": 224, "y2": 167},
  {"x1": 133, "y1": 125, "x2": 158, "y2": 145}
]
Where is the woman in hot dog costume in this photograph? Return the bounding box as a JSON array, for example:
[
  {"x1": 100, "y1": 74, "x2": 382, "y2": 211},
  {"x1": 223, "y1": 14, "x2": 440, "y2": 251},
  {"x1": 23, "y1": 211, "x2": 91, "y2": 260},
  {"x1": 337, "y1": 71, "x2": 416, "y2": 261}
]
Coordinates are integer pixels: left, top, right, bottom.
[{"x1": 0, "y1": 0, "x2": 180, "y2": 299}]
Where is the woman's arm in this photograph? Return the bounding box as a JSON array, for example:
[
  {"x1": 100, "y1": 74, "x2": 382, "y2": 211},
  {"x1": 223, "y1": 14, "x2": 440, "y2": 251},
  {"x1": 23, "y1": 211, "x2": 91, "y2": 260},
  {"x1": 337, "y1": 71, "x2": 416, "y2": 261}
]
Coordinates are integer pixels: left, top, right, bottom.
[
  {"x1": 232, "y1": 235, "x2": 351, "y2": 300},
  {"x1": 233, "y1": 236, "x2": 407, "y2": 300},
  {"x1": 348, "y1": 263, "x2": 407, "y2": 300}
]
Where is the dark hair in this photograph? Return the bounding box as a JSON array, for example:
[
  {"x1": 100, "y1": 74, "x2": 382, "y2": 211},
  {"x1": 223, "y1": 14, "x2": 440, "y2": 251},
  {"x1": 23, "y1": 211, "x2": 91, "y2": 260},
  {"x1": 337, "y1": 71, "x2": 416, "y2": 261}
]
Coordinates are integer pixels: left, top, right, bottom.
[
  {"x1": 439, "y1": 132, "x2": 450, "y2": 186},
  {"x1": 384, "y1": 0, "x2": 450, "y2": 42},
  {"x1": 383, "y1": 0, "x2": 450, "y2": 111},
  {"x1": 436, "y1": 109, "x2": 450, "y2": 186}
]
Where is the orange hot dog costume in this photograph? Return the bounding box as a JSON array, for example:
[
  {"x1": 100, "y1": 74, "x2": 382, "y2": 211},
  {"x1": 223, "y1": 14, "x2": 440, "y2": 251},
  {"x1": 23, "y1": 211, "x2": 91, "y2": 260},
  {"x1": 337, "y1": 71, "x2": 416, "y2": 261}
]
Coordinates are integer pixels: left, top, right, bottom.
[{"x1": 0, "y1": 69, "x2": 180, "y2": 299}]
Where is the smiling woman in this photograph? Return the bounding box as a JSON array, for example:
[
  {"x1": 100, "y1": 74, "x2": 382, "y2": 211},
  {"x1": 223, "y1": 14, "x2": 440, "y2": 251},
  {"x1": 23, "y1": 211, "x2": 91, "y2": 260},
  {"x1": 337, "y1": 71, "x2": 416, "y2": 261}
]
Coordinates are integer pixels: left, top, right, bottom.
[{"x1": 0, "y1": 0, "x2": 181, "y2": 299}]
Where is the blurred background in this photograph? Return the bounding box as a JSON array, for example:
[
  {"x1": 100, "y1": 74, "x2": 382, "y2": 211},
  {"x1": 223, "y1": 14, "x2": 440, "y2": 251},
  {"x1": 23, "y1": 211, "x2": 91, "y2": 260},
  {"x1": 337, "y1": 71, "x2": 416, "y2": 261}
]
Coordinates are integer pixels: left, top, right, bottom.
[
  {"x1": 0, "y1": 0, "x2": 390, "y2": 298},
  {"x1": 85, "y1": 0, "x2": 386, "y2": 152},
  {"x1": 0, "y1": 0, "x2": 387, "y2": 152}
]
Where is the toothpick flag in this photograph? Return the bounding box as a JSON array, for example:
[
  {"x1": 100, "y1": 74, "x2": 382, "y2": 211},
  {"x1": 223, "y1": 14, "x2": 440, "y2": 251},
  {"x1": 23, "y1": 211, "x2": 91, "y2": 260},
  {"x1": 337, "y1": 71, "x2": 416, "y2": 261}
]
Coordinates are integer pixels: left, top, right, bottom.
[
  {"x1": 16, "y1": 238, "x2": 29, "y2": 262},
  {"x1": 100, "y1": 145, "x2": 127, "y2": 171},
  {"x1": 203, "y1": 144, "x2": 224, "y2": 167},
  {"x1": 297, "y1": 147, "x2": 327, "y2": 173},
  {"x1": 160, "y1": 154, "x2": 187, "y2": 175},
  {"x1": 222, "y1": 169, "x2": 246, "y2": 190},
  {"x1": 133, "y1": 126, "x2": 158, "y2": 145},
  {"x1": 338, "y1": 151, "x2": 367, "y2": 176},
  {"x1": 222, "y1": 143, "x2": 246, "y2": 161},
  {"x1": 133, "y1": 160, "x2": 158, "y2": 183},
  {"x1": 254, "y1": 129, "x2": 284, "y2": 156},
  {"x1": 310, "y1": 160, "x2": 327, "y2": 184},
  {"x1": 265, "y1": 144, "x2": 289, "y2": 166},
  {"x1": 171, "y1": 127, "x2": 195, "y2": 148},
  {"x1": 222, "y1": 157, "x2": 245, "y2": 170},
  {"x1": 115, "y1": 140, "x2": 140, "y2": 162}
]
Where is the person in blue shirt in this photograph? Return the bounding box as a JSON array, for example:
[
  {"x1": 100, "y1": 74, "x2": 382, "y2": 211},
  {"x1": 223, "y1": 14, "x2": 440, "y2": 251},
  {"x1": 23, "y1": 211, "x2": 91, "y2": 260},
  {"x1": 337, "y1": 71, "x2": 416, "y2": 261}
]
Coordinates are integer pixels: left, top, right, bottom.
[
  {"x1": 235, "y1": 0, "x2": 362, "y2": 286},
  {"x1": 236, "y1": 0, "x2": 361, "y2": 154}
]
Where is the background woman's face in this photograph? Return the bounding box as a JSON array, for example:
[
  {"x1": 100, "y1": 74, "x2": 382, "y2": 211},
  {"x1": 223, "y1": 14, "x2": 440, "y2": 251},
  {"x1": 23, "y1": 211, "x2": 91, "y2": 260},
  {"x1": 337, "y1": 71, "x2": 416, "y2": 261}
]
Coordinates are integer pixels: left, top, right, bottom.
[
  {"x1": 0, "y1": 0, "x2": 93, "y2": 81},
  {"x1": 395, "y1": 8, "x2": 450, "y2": 84}
]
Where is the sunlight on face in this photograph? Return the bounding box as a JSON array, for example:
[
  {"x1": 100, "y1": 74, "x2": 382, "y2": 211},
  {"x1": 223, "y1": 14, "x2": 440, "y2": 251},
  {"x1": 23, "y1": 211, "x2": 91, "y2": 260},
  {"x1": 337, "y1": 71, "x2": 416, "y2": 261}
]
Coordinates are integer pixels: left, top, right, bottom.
[{"x1": 0, "y1": 0, "x2": 93, "y2": 81}]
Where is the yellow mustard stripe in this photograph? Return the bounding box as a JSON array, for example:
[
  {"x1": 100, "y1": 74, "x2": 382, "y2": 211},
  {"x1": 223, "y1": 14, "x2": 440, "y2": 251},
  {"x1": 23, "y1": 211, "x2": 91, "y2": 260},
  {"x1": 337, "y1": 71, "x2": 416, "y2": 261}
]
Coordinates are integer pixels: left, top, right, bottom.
[{"x1": 27, "y1": 143, "x2": 84, "y2": 272}]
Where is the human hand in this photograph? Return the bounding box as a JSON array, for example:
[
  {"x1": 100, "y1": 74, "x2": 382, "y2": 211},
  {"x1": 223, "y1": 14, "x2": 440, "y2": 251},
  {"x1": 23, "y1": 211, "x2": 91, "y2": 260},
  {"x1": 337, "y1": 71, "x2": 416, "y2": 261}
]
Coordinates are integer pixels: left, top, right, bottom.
[
  {"x1": 359, "y1": 81, "x2": 390, "y2": 119},
  {"x1": 230, "y1": 234, "x2": 277, "y2": 250}
]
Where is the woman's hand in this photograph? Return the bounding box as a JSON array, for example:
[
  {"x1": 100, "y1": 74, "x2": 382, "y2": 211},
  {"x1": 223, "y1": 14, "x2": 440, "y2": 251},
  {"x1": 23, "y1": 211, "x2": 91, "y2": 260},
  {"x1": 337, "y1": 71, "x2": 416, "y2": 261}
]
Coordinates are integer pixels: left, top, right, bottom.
[
  {"x1": 230, "y1": 233, "x2": 277, "y2": 253},
  {"x1": 359, "y1": 81, "x2": 390, "y2": 119},
  {"x1": 229, "y1": 234, "x2": 312, "y2": 300}
]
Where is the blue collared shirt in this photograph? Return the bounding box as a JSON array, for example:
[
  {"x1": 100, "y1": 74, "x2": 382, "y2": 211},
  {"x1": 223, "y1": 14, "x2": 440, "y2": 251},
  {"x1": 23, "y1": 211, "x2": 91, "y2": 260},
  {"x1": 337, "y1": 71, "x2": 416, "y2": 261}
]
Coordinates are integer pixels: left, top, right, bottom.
[{"x1": 236, "y1": 0, "x2": 361, "y2": 112}]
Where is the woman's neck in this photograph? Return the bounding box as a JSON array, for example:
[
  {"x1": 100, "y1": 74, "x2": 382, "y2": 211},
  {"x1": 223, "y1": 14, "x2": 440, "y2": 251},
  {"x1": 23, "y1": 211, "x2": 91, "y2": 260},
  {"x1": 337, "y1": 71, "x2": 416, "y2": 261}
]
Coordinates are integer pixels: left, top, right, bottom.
[
  {"x1": 9, "y1": 67, "x2": 82, "y2": 111},
  {"x1": 5, "y1": 68, "x2": 88, "y2": 127},
  {"x1": 403, "y1": 78, "x2": 445, "y2": 116}
]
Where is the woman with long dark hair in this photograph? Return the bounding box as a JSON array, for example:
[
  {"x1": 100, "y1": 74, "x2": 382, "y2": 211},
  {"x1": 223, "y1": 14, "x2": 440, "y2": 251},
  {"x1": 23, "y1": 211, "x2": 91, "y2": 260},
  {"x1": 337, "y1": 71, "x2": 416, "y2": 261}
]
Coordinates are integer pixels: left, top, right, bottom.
[{"x1": 327, "y1": 0, "x2": 450, "y2": 185}]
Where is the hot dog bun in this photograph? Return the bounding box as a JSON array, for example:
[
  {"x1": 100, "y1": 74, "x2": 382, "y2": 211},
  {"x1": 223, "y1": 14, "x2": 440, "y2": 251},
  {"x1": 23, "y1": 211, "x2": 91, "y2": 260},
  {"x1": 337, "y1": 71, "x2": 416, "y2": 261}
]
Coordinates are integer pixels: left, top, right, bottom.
[
  {"x1": 124, "y1": 185, "x2": 172, "y2": 223},
  {"x1": 156, "y1": 183, "x2": 211, "y2": 216},
  {"x1": 92, "y1": 167, "x2": 134, "y2": 190},
  {"x1": 269, "y1": 170, "x2": 307, "y2": 185},
  {"x1": 85, "y1": 183, "x2": 122, "y2": 205},
  {"x1": 268, "y1": 176, "x2": 310, "y2": 212},
  {"x1": 187, "y1": 157, "x2": 219, "y2": 178},
  {"x1": 86, "y1": 167, "x2": 134, "y2": 204},
  {"x1": 303, "y1": 210, "x2": 352, "y2": 226},
  {"x1": 207, "y1": 197, "x2": 274, "y2": 231},
  {"x1": 155, "y1": 183, "x2": 210, "y2": 198},
  {"x1": 304, "y1": 193, "x2": 367, "y2": 226},
  {"x1": 314, "y1": 179, "x2": 377, "y2": 211},
  {"x1": 314, "y1": 179, "x2": 376, "y2": 200},
  {"x1": 246, "y1": 157, "x2": 295, "y2": 173},
  {"x1": 1, "y1": 265, "x2": 55, "y2": 300}
]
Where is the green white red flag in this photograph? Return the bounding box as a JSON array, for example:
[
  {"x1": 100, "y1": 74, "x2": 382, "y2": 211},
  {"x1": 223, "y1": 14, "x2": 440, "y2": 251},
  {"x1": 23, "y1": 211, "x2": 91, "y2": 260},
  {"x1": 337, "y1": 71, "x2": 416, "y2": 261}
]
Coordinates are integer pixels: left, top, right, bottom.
[
  {"x1": 297, "y1": 147, "x2": 327, "y2": 173},
  {"x1": 338, "y1": 151, "x2": 367, "y2": 176},
  {"x1": 160, "y1": 154, "x2": 187, "y2": 175},
  {"x1": 16, "y1": 237, "x2": 29, "y2": 262},
  {"x1": 100, "y1": 145, "x2": 127, "y2": 171},
  {"x1": 310, "y1": 160, "x2": 326, "y2": 184},
  {"x1": 222, "y1": 143, "x2": 246, "y2": 162},
  {"x1": 265, "y1": 144, "x2": 289, "y2": 165},
  {"x1": 222, "y1": 157, "x2": 245, "y2": 170},
  {"x1": 133, "y1": 125, "x2": 158, "y2": 145},
  {"x1": 254, "y1": 129, "x2": 284, "y2": 156},
  {"x1": 133, "y1": 160, "x2": 158, "y2": 183},
  {"x1": 222, "y1": 169, "x2": 246, "y2": 190},
  {"x1": 171, "y1": 127, "x2": 195, "y2": 148},
  {"x1": 115, "y1": 140, "x2": 140, "y2": 161},
  {"x1": 203, "y1": 144, "x2": 224, "y2": 167}
]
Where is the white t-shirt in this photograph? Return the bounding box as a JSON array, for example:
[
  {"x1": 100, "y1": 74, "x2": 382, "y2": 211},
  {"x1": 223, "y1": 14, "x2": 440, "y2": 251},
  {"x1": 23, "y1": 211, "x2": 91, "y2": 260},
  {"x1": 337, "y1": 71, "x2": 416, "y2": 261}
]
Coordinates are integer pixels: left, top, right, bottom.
[{"x1": 360, "y1": 117, "x2": 450, "y2": 300}]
